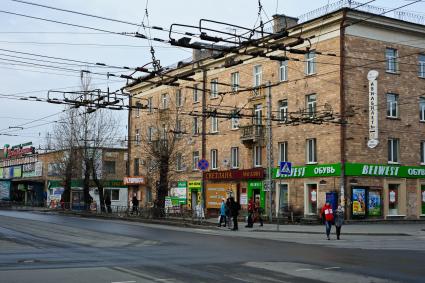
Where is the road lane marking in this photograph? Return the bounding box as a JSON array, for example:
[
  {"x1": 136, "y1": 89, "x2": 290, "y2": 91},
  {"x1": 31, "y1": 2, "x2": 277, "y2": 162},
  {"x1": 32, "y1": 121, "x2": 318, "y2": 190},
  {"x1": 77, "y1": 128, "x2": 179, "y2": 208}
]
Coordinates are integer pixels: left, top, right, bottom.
[
  {"x1": 324, "y1": 267, "x2": 341, "y2": 270},
  {"x1": 295, "y1": 268, "x2": 312, "y2": 271},
  {"x1": 111, "y1": 281, "x2": 136, "y2": 283}
]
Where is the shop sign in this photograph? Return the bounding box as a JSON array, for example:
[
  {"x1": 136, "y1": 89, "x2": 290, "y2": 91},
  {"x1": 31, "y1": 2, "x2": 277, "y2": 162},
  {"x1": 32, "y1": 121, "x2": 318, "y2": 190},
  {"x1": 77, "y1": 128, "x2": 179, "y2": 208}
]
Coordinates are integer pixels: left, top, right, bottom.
[
  {"x1": 48, "y1": 179, "x2": 125, "y2": 188},
  {"x1": 273, "y1": 164, "x2": 340, "y2": 179},
  {"x1": 204, "y1": 168, "x2": 264, "y2": 181},
  {"x1": 346, "y1": 163, "x2": 425, "y2": 178},
  {"x1": 188, "y1": 180, "x2": 202, "y2": 189},
  {"x1": 206, "y1": 183, "x2": 236, "y2": 208},
  {"x1": 13, "y1": 166, "x2": 22, "y2": 178},
  {"x1": 170, "y1": 181, "x2": 187, "y2": 204},
  {"x1": 123, "y1": 176, "x2": 145, "y2": 185},
  {"x1": 3, "y1": 142, "x2": 35, "y2": 159},
  {"x1": 367, "y1": 70, "x2": 379, "y2": 148},
  {"x1": 1, "y1": 155, "x2": 38, "y2": 168},
  {"x1": 421, "y1": 187, "x2": 425, "y2": 215},
  {"x1": 352, "y1": 187, "x2": 366, "y2": 216},
  {"x1": 22, "y1": 162, "x2": 43, "y2": 178},
  {"x1": 240, "y1": 193, "x2": 247, "y2": 205}
]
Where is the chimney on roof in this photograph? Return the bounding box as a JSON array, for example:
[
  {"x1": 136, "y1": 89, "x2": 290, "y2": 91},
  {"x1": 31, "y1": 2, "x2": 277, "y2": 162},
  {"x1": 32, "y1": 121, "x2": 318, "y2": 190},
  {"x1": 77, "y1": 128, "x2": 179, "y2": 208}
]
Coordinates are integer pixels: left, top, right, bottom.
[{"x1": 272, "y1": 14, "x2": 299, "y2": 33}]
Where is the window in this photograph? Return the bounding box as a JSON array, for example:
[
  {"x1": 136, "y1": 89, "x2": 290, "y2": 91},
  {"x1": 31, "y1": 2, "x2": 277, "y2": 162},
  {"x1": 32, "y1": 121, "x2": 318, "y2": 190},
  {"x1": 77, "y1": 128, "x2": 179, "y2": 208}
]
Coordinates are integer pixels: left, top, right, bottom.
[
  {"x1": 135, "y1": 102, "x2": 142, "y2": 117},
  {"x1": 419, "y1": 54, "x2": 425, "y2": 78},
  {"x1": 175, "y1": 119, "x2": 182, "y2": 138},
  {"x1": 306, "y1": 138, "x2": 317, "y2": 164},
  {"x1": 176, "y1": 153, "x2": 183, "y2": 171},
  {"x1": 104, "y1": 161, "x2": 116, "y2": 174},
  {"x1": 161, "y1": 124, "x2": 167, "y2": 140},
  {"x1": 193, "y1": 84, "x2": 199, "y2": 103},
  {"x1": 147, "y1": 127, "x2": 153, "y2": 142},
  {"x1": 253, "y1": 145, "x2": 262, "y2": 167},
  {"x1": 210, "y1": 149, "x2": 218, "y2": 170},
  {"x1": 134, "y1": 158, "x2": 139, "y2": 176},
  {"x1": 278, "y1": 99, "x2": 288, "y2": 122},
  {"x1": 388, "y1": 138, "x2": 399, "y2": 163},
  {"x1": 231, "y1": 72, "x2": 239, "y2": 93},
  {"x1": 148, "y1": 97, "x2": 153, "y2": 113},
  {"x1": 305, "y1": 51, "x2": 316, "y2": 75},
  {"x1": 388, "y1": 184, "x2": 399, "y2": 215},
  {"x1": 105, "y1": 189, "x2": 120, "y2": 201},
  {"x1": 420, "y1": 97, "x2": 425, "y2": 121},
  {"x1": 254, "y1": 104, "x2": 262, "y2": 125},
  {"x1": 192, "y1": 151, "x2": 199, "y2": 170},
  {"x1": 231, "y1": 117, "x2": 239, "y2": 129},
  {"x1": 279, "y1": 60, "x2": 288, "y2": 81},
  {"x1": 278, "y1": 142, "x2": 288, "y2": 163},
  {"x1": 211, "y1": 116, "x2": 218, "y2": 133},
  {"x1": 211, "y1": 79, "x2": 218, "y2": 98},
  {"x1": 231, "y1": 147, "x2": 239, "y2": 169},
  {"x1": 192, "y1": 117, "x2": 199, "y2": 135},
  {"x1": 176, "y1": 89, "x2": 183, "y2": 107},
  {"x1": 135, "y1": 129, "x2": 140, "y2": 145},
  {"x1": 161, "y1": 93, "x2": 168, "y2": 109},
  {"x1": 421, "y1": 141, "x2": 425, "y2": 164},
  {"x1": 253, "y1": 65, "x2": 262, "y2": 87},
  {"x1": 306, "y1": 94, "x2": 316, "y2": 118},
  {"x1": 386, "y1": 93, "x2": 398, "y2": 118},
  {"x1": 386, "y1": 48, "x2": 398, "y2": 73}
]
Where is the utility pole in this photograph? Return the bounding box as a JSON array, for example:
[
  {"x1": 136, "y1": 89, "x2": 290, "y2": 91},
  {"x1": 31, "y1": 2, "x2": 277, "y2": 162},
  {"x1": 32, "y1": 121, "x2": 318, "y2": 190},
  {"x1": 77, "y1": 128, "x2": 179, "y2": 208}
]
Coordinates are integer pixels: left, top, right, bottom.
[
  {"x1": 201, "y1": 67, "x2": 207, "y2": 212},
  {"x1": 266, "y1": 81, "x2": 274, "y2": 222}
]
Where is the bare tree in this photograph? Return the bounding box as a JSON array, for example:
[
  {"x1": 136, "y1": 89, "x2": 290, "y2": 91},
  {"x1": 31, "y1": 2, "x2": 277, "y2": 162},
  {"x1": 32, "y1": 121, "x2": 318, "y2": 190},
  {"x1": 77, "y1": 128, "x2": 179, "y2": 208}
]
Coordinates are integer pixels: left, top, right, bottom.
[
  {"x1": 48, "y1": 71, "x2": 120, "y2": 211},
  {"x1": 138, "y1": 95, "x2": 190, "y2": 212}
]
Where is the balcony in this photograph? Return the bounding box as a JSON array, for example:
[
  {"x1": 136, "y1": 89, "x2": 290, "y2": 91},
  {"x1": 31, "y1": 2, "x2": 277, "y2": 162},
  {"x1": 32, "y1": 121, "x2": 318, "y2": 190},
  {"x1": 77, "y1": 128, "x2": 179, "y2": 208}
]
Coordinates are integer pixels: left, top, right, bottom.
[{"x1": 240, "y1": 124, "x2": 264, "y2": 145}]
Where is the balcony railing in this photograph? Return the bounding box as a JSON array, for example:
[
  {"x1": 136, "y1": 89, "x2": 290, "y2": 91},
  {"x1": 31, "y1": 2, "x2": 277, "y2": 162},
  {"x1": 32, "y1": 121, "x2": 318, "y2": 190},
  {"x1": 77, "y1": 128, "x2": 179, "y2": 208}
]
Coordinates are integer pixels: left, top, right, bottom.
[{"x1": 240, "y1": 124, "x2": 264, "y2": 144}]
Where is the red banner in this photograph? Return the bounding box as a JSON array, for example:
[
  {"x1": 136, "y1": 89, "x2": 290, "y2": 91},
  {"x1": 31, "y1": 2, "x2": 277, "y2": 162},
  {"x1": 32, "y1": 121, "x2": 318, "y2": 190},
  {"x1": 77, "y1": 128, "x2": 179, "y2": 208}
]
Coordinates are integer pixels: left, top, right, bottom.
[{"x1": 204, "y1": 168, "x2": 264, "y2": 181}]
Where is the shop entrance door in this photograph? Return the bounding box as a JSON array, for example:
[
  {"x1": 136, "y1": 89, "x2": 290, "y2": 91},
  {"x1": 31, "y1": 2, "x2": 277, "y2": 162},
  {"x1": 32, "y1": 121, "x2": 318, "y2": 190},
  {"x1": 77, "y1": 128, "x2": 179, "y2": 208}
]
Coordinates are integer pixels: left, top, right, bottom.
[
  {"x1": 72, "y1": 191, "x2": 84, "y2": 210},
  {"x1": 306, "y1": 184, "x2": 318, "y2": 215},
  {"x1": 253, "y1": 189, "x2": 261, "y2": 202},
  {"x1": 191, "y1": 190, "x2": 198, "y2": 209},
  {"x1": 279, "y1": 184, "x2": 289, "y2": 213}
]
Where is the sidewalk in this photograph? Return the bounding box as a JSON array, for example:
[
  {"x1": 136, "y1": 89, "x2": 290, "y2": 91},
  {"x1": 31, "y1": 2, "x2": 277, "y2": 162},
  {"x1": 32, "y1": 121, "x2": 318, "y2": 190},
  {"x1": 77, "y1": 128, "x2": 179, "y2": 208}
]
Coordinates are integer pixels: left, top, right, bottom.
[{"x1": 207, "y1": 218, "x2": 425, "y2": 236}]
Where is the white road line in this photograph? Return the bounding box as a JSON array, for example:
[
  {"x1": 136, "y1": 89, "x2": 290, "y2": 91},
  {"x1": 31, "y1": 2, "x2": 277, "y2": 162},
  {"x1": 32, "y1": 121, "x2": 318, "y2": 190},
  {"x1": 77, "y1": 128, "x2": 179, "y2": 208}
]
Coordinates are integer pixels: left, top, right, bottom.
[
  {"x1": 111, "y1": 281, "x2": 136, "y2": 283},
  {"x1": 323, "y1": 267, "x2": 341, "y2": 270},
  {"x1": 295, "y1": 268, "x2": 312, "y2": 271}
]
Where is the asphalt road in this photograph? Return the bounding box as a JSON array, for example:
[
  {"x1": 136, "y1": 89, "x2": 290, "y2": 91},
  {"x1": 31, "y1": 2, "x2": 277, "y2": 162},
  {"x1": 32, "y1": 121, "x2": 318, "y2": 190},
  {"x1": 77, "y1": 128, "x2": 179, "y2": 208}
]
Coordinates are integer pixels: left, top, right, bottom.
[{"x1": 0, "y1": 210, "x2": 424, "y2": 283}]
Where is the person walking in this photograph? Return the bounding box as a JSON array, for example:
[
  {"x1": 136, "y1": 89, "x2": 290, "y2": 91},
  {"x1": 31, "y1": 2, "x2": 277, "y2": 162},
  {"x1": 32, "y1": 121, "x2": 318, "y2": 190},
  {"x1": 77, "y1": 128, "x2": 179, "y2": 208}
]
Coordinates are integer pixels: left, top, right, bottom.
[
  {"x1": 131, "y1": 194, "x2": 139, "y2": 215},
  {"x1": 334, "y1": 205, "x2": 344, "y2": 240},
  {"x1": 245, "y1": 198, "x2": 254, "y2": 228},
  {"x1": 321, "y1": 202, "x2": 334, "y2": 240},
  {"x1": 218, "y1": 198, "x2": 227, "y2": 227},
  {"x1": 229, "y1": 197, "x2": 240, "y2": 231},
  {"x1": 254, "y1": 196, "x2": 264, "y2": 227},
  {"x1": 105, "y1": 194, "x2": 112, "y2": 213},
  {"x1": 225, "y1": 197, "x2": 232, "y2": 230}
]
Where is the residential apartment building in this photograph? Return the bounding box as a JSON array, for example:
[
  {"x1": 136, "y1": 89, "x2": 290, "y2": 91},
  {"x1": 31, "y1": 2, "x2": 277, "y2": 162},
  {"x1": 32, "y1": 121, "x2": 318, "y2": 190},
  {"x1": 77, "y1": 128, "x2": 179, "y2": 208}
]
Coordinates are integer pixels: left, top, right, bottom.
[
  {"x1": 0, "y1": 144, "x2": 128, "y2": 208},
  {"x1": 127, "y1": 6, "x2": 425, "y2": 220}
]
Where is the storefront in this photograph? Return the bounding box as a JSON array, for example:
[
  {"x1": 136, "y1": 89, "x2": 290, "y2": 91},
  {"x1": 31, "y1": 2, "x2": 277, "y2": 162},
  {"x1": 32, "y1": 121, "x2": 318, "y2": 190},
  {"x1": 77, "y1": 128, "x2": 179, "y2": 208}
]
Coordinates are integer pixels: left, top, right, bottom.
[
  {"x1": 187, "y1": 180, "x2": 202, "y2": 209},
  {"x1": 123, "y1": 176, "x2": 146, "y2": 206},
  {"x1": 169, "y1": 181, "x2": 187, "y2": 205},
  {"x1": 203, "y1": 168, "x2": 265, "y2": 212},
  {"x1": 346, "y1": 163, "x2": 425, "y2": 219},
  {"x1": 273, "y1": 163, "x2": 341, "y2": 217}
]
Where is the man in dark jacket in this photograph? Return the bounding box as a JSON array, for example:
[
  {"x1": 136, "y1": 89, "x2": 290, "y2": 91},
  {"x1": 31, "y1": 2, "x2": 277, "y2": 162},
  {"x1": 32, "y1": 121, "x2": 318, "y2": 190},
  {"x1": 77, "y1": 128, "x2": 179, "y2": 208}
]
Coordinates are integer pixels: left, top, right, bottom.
[
  {"x1": 245, "y1": 198, "x2": 254, "y2": 228},
  {"x1": 132, "y1": 194, "x2": 139, "y2": 214},
  {"x1": 105, "y1": 194, "x2": 112, "y2": 213},
  {"x1": 229, "y1": 197, "x2": 240, "y2": 231}
]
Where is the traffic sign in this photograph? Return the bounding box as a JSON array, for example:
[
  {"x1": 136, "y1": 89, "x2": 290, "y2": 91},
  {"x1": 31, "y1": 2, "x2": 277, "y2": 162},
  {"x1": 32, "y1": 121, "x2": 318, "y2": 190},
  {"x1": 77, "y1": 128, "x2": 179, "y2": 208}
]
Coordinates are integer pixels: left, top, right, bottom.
[
  {"x1": 279, "y1": 161, "x2": 292, "y2": 175},
  {"x1": 197, "y1": 159, "x2": 209, "y2": 171}
]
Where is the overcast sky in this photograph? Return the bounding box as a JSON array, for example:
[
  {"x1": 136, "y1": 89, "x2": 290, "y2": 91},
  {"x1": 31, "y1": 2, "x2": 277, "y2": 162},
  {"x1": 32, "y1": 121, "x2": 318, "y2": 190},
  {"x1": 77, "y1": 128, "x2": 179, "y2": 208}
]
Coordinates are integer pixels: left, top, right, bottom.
[{"x1": 0, "y1": 0, "x2": 424, "y2": 149}]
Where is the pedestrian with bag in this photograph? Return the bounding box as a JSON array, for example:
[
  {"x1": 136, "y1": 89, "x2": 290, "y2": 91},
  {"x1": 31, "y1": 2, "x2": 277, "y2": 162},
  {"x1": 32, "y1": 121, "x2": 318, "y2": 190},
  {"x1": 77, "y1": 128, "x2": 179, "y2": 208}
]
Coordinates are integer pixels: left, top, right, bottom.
[
  {"x1": 321, "y1": 202, "x2": 334, "y2": 240},
  {"x1": 254, "y1": 196, "x2": 264, "y2": 227},
  {"x1": 334, "y1": 205, "x2": 344, "y2": 240},
  {"x1": 218, "y1": 198, "x2": 227, "y2": 227},
  {"x1": 245, "y1": 197, "x2": 254, "y2": 228}
]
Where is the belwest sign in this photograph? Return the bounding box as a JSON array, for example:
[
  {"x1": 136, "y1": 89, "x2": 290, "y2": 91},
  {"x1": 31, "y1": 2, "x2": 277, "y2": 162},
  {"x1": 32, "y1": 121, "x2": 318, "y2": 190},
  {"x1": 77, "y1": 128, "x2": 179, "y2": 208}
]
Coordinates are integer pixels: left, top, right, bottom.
[
  {"x1": 346, "y1": 163, "x2": 425, "y2": 178},
  {"x1": 204, "y1": 168, "x2": 264, "y2": 180}
]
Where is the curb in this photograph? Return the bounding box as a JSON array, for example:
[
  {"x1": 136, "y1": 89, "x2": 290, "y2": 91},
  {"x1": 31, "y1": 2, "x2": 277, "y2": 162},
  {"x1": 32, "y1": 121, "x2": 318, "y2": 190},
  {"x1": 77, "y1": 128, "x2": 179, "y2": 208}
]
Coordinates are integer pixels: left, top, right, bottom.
[{"x1": 250, "y1": 229, "x2": 411, "y2": 236}]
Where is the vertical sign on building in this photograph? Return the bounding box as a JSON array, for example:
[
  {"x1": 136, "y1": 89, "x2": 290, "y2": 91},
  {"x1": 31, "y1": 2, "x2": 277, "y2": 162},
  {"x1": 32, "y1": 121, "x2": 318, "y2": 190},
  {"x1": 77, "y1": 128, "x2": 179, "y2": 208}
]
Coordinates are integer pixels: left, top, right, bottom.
[{"x1": 367, "y1": 70, "x2": 379, "y2": 148}]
